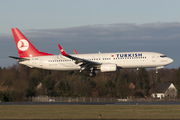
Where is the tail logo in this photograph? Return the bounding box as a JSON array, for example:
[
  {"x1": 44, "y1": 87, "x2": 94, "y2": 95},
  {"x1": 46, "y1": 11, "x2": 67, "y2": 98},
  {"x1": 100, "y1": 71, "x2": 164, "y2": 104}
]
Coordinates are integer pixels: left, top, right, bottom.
[
  {"x1": 17, "y1": 39, "x2": 29, "y2": 51},
  {"x1": 60, "y1": 49, "x2": 64, "y2": 52}
]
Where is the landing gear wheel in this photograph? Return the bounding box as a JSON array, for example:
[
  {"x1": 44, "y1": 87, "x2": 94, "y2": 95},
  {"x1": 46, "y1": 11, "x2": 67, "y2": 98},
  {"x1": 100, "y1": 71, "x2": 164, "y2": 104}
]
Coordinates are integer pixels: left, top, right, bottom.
[{"x1": 89, "y1": 72, "x2": 96, "y2": 77}]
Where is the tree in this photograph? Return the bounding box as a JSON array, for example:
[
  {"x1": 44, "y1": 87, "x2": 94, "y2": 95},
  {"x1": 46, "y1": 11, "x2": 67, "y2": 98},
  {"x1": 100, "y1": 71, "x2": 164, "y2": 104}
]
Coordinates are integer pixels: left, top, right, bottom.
[
  {"x1": 136, "y1": 68, "x2": 149, "y2": 96},
  {"x1": 73, "y1": 76, "x2": 92, "y2": 97},
  {"x1": 0, "y1": 65, "x2": 18, "y2": 86},
  {"x1": 117, "y1": 73, "x2": 127, "y2": 85},
  {"x1": 173, "y1": 67, "x2": 180, "y2": 97},
  {"x1": 42, "y1": 74, "x2": 56, "y2": 96},
  {"x1": 105, "y1": 80, "x2": 116, "y2": 97},
  {"x1": 92, "y1": 73, "x2": 109, "y2": 97},
  {"x1": 28, "y1": 69, "x2": 42, "y2": 89},
  {"x1": 56, "y1": 80, "x2": 71, "y2": 96},
  {"x1": 116, "y1": 84, "x2": 131, "y2": 99}
]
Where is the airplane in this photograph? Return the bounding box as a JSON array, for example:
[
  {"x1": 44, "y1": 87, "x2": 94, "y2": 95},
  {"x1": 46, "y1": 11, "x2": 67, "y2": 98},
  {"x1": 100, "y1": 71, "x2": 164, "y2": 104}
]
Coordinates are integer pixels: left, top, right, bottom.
[{"x1": 9, "y1": 28, "x2": 173, "y2": 76}]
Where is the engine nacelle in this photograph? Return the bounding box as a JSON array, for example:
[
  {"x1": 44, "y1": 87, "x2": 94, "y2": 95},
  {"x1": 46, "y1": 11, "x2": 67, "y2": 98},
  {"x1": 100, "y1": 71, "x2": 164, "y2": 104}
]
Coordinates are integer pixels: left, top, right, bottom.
[{"x1": 100, "y1": 63, "x2": 117, "y2": 72}]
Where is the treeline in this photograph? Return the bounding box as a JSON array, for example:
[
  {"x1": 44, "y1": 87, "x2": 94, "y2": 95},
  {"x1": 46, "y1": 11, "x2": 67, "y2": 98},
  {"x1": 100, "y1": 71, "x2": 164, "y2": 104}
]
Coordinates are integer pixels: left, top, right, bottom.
[{"x1": 0, "y1": 63, "x2": 180, "y2": 101}]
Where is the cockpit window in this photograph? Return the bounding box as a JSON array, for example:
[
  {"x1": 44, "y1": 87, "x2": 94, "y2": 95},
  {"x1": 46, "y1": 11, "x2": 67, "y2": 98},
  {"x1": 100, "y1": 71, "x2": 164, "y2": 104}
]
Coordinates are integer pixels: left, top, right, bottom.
[{"x1": 160, "y1": 55, "x2": 167, "y2": 58}]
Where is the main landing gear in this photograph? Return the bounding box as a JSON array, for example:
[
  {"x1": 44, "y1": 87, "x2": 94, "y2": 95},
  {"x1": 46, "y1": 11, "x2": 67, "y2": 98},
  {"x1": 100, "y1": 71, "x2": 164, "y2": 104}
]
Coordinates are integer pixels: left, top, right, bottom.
[{"x1": 89, "y1": 68, "x2": 96, "y2": 77}]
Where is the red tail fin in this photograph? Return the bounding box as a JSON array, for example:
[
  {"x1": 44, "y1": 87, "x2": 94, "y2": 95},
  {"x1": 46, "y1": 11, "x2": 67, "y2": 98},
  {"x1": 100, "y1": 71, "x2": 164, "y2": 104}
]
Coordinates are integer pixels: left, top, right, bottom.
[
  {"x1": 58, "y1": 44, "x2": 68, "y2": 56},
  {"x1": 11, "y1": 28, "x2": 53, "y2": 58},
  {"x1": 74, "y1": 49, "x2": 78, "y2": 54}
]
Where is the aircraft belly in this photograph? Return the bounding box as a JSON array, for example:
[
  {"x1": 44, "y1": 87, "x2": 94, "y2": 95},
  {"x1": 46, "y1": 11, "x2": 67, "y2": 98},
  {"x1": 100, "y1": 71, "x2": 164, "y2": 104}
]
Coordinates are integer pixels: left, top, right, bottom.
[
  {"x1": 58, "y1": 63, "x2": 80, "y2": 70},
  {"x1": 117, "y1": 61, "x2": 142, "y2": 68},
  {"x1": 116, "y1": 59, "x2": 161, "y2": 68},
  {"x1": 43, "y1": 62, "x2": 80, "y2": 71},
  {"x1": 119, "y1": 61, "x2": 167, "y2": 68},
  {"x1": 19, "y1": 61, "x2": 32, "y2": 67}
]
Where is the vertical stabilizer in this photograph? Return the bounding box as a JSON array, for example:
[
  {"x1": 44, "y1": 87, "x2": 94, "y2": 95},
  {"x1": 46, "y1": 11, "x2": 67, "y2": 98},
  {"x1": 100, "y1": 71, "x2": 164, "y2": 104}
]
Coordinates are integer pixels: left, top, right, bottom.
[{"x1": 11, "y1": 28, "x2": 53, "y2": 58}]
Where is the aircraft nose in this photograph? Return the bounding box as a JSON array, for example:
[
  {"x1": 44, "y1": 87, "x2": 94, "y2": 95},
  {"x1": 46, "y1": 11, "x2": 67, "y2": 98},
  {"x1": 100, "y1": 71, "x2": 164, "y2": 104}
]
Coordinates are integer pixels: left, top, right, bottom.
[{"x1": 168, "y1": 58, "x2": 173, "y2": 64}]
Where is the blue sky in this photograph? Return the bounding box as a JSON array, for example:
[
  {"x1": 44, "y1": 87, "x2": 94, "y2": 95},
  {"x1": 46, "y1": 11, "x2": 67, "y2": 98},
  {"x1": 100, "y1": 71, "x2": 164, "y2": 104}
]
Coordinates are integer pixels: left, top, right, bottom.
[
  {"x1": 0, "y1": 0, "x2": 180, "y2": 68},
  {"x1": 1, "y1": 0, "x2": 180, "y2": 33}
]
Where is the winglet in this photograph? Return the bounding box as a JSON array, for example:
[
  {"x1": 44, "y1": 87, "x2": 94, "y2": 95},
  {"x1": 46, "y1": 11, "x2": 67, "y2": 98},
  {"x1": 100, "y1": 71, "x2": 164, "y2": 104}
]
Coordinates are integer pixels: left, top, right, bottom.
[
  {"x1": 58, "y1": 44, "x2": 68, "y2": 56},
  {"x1": 74, "y1": 49, "x2": 78, "y2": 54}
]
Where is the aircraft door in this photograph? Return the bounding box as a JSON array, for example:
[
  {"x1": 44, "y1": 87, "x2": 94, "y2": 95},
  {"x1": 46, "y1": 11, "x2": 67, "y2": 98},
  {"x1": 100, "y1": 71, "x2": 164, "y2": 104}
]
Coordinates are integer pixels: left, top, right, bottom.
[
  {"x1": 152, "y1": 55, "x2": 156, "y2": 62},
  {"x1": 39, "y1": 58, "x2": 43, "y2": 67}
]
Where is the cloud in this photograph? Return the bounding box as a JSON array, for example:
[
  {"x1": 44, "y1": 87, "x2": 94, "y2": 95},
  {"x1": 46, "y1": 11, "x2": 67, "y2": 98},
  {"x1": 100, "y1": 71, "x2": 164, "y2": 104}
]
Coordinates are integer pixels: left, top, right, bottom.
[
  {"x1": 0, "y1": 22, "x2": 180, "y2": 68},
  {"x1": 23, "y1": 22, "x2": 180, "y2": 43}
]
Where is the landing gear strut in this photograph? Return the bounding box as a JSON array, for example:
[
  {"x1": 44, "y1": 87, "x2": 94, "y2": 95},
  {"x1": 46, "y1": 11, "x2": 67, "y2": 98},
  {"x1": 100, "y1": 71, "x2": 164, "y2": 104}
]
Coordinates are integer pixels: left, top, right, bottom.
[
  {"x1": 156, "y1": 69, "x2": 158, "y2": 74},
  {"x1": 89, "y1": 68, "x2": 96, "y2": 77}
]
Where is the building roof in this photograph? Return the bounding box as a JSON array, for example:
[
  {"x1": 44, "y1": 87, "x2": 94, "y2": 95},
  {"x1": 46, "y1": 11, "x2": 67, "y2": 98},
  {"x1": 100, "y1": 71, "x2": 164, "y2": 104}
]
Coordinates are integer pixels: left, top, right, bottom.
[{"x1": 152, "y1": 82, "x2": 171, "y2": 93}]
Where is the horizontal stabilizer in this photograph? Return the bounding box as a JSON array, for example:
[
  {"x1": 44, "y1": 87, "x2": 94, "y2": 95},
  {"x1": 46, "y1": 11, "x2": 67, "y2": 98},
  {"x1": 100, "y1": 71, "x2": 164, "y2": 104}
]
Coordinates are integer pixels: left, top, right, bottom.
[{"x1": 9, "y1": 56, "x2": 30, "y2": 61}]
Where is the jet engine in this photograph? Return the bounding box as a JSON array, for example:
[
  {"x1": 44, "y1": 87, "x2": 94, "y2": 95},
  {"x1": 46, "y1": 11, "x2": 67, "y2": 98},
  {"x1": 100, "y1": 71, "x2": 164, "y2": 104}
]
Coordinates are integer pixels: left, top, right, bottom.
[{"x1": 100, "y1": 63, "x2": 117, "y2": 72}]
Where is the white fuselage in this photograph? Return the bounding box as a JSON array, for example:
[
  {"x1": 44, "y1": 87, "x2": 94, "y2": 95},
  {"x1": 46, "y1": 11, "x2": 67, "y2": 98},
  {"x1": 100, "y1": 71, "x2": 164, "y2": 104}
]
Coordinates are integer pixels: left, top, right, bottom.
[{"x1": 19, "y1": 52, "x2": 173, "y2": 71}]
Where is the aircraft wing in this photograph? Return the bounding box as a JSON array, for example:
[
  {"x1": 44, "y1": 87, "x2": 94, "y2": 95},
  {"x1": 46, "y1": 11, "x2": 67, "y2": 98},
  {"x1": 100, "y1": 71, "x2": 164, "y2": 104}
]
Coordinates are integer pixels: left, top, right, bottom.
[{"x1": 58, "y1": 44, "x2": 101, "y2": 71}]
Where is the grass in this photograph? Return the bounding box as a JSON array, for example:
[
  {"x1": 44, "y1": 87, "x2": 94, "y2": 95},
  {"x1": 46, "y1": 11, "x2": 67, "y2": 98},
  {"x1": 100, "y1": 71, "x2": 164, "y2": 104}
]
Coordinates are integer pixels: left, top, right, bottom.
[{"x1": 0, "y1": 105, "x2": 180, "y2": 119}]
